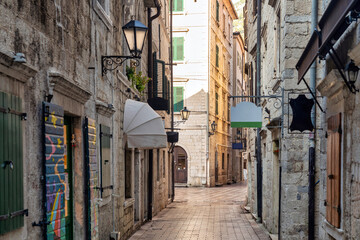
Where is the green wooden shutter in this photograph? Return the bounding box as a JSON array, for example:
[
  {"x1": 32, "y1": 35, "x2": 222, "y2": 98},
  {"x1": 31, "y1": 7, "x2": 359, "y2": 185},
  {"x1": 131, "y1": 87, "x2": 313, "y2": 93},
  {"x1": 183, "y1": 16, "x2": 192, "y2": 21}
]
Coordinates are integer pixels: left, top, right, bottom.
[
  {"x1": 326, "y1": 113, "x2": 341, "y2": 228},
  {"x1": 215, "y1": 92, "x2": 219, "y2": 115},
  {"x1": 173, "y1": 0, "x2": 183, "y2": 12},
  {"x1": 43, "y1": 102, "x2": 66, "y2": 239},
  {"x1": 84, "y1": 117, "x2": 99, "y2": 239},
  {"x1": 0, "y1": 92, "x2": 24, "y2": 235},
  {"x1": 216, "y1": 45, "x2": 219, "y2": 67},
  {"x1": 173, "y1": 38, "x2": 177, "y2": 61},
  {"x1": 173, "y1": 87, "x2": 184, "y2": 112},
  {"x1": 216, "y1": 1, "x2": 219, "y2": 22},
  {"x1": 100, "y1": 125, "x2": 111, "y2": 198},
  {"x1": 173, "y1": 37, "x2": 184, "y2": 61}
]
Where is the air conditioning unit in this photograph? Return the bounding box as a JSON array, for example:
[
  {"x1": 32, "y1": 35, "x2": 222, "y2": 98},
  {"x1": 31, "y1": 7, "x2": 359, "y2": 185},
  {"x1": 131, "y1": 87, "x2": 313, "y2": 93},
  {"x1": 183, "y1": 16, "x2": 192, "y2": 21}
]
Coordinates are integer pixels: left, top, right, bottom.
[{"x1": 110, "y1": 232, "x2": 121, "y2": 240}]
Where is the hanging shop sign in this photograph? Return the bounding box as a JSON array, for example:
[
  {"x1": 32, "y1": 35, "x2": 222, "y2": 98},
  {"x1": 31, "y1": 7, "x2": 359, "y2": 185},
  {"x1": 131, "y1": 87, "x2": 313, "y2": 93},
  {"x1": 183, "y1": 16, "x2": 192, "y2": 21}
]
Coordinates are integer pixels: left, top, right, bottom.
[
  {"x1": 289, "y1": 94, "x2": 315, "y2": 132},
  {"x1": 231, "y1": 102, "x2": 262, "y2": 128}
]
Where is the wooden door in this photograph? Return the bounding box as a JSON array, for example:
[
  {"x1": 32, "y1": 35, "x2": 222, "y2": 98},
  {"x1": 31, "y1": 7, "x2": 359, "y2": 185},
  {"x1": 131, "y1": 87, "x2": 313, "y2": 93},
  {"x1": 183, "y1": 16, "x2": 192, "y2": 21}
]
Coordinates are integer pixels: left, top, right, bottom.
[{"x1": 174, "y1": 147, "x2": 187, "y2": 183}]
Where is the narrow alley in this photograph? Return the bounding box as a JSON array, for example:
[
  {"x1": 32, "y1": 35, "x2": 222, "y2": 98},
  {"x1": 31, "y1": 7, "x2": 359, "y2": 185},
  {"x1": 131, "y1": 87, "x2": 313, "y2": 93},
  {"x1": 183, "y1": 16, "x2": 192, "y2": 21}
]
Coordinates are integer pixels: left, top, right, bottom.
[{"x1": 129, "y1": 183, "x2": 269, "y2": 240}]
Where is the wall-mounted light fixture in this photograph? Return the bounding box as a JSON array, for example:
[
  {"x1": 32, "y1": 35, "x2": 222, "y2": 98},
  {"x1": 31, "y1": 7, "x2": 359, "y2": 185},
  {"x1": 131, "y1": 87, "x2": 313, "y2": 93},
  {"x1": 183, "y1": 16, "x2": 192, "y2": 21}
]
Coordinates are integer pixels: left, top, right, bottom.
[
  {"x1": 208, "y1": 121, "x2": 217, "y2": 136},
  {"x1": 102, "y1": 20, "x2": 148, "y2": 76},
  {"x1": 180, "y1": 107, "x2": 190, "y2": 121},
  {"x1": 344, "y1": 60, "x2": 359, "y2": 92}
]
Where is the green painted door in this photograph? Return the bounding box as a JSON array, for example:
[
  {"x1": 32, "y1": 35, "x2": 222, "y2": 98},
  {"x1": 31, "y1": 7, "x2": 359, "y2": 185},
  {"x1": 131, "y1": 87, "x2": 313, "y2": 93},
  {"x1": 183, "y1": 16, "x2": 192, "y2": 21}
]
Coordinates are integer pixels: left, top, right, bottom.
[{"x1": 63, "y1": 117, "x2": 73, "y2": 240}]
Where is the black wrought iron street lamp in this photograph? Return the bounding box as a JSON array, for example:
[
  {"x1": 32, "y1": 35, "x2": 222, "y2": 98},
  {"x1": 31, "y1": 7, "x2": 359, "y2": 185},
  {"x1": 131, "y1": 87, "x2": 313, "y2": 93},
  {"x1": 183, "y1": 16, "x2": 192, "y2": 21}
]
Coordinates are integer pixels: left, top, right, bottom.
[
  {"x1": 102, "y1": 20, "x2": 148, "y2": 76},
  {"x1": 180, "y1": 107, "x2": 190, "y2": 121},
  {"x1": 345, "y1": 60, "x2": 359, "y2": 89},
  {"x1": 209, "y1": 121, "x2": 217, "y2": 136}
]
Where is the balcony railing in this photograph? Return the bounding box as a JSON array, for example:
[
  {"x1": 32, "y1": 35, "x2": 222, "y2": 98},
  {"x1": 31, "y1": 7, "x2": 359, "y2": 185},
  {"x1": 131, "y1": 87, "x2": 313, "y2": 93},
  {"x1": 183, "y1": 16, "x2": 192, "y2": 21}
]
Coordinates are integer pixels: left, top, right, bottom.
[{"x1": 148, "y1": 53, "x2": 170, "y2": 112}]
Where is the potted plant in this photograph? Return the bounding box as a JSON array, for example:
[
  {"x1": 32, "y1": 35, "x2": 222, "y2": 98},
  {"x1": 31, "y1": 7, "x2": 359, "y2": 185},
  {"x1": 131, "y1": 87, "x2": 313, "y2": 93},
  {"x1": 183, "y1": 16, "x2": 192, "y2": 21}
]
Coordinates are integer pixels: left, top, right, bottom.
[{"x1": 126, "y1": 66, "x2": 151, "y2": 94}]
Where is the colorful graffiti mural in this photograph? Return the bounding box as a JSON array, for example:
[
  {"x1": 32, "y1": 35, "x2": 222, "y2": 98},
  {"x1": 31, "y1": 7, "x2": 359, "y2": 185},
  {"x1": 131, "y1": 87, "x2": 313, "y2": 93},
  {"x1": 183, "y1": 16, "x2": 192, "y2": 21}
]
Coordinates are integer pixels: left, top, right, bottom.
[{"x1": 44, "y1": 102, "x2": 66, "y2": 240}]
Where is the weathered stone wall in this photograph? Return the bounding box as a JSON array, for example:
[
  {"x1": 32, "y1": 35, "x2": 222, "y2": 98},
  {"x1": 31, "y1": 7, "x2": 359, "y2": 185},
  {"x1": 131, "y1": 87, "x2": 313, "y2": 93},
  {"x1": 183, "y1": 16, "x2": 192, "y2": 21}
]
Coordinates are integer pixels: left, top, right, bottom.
[
  {"x1": 0, "y1": 1, "x2": 171, "y2": 240},
  {"x1": 244, "y1": 0, "x2": 323, "y2": 238},
  {"x1": 316, "y1": 2, "x2": 360, "y2": 237}
]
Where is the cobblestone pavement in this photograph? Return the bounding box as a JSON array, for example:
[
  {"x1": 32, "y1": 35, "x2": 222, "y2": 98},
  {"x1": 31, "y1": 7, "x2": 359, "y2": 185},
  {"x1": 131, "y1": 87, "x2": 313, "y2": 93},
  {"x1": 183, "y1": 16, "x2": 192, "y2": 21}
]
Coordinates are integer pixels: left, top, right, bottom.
[{"x1": 129, "y1": 182, "x2": 269, "y2": 240}]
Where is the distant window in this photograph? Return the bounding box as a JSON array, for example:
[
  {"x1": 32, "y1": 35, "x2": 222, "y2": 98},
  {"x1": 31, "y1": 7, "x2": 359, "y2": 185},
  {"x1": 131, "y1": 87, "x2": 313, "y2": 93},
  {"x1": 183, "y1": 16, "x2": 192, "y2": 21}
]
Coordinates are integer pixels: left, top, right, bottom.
[
  {"x1": 174, "y1": 87, "x2": 184, "y2": 112},
  {"x1": 173, "y1": 37, "x2": 184, "y2": 61},
  {"x1": 216, "y1": 1, "x2": 220, "y2": 22},
  {"x1": 100, "y1": 125, "x2": 112, "y2": 198},
  {"x1": 163, "y1": 151, "x2": 166, "y2": 178},
  {"x1": 124, "y1": 146, "x2": 132, "y2": 199},
  {"x1": 223, "y1": 14, "x2": 226, "y2": 30},
  {"x1": 93, "y1": 0, "x2": 112, "y2": 29},
  {"x1": 215, "y1": 92, "x2": 219, "y2": 115},
  {"x1": 173, "y1": 0, "x2": 184, "y2": 12},
  {"x1": 222, "y1": 153, "x2": 225, "y2": 169},
  {"x1": 157, "y1": 149, "x2": 160, "y2": 181},
  {"x1": 252, "y1": 0, "x2": 257, "y2": 16},
  {"x1": 228, "y1": 23, "x2": 231, "y2": 39},
  {"x1": 97, "y1": 0, "x2": 106, "y2": 10},
  {"x1": 216, "y1": 45, "x2": 219, "y2": 67}
]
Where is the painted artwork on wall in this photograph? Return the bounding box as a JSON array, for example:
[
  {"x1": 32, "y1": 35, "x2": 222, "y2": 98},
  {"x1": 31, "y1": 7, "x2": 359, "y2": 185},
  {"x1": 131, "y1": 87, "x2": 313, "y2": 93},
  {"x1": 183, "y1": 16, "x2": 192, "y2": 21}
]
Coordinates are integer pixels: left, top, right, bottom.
[{"x1": 43, "y1": 102, "x2": 66, "y2": 240}]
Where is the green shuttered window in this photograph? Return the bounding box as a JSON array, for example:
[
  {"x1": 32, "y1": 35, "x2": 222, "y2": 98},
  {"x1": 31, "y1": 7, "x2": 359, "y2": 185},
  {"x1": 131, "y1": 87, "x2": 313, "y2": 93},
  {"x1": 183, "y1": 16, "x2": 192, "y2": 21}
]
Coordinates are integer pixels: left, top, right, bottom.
[
  {"x1": 173, "y1": 87, "x2": 184, "y2": 112},
  {"x1": 216, "y1": 45, "x2": 219, "y2": 68},
  {"x1": 173, "y1": 0, "x2": 184, "y2": 12},
  {"x1": 215, "y1": 92, "x2": 219, "y2": 115},
  {"x1": 0, "y1": 92, "x2": 24, "y2": 235},
  {"x1": 216, "y1": 0, "x2": 220, "y2": 22},
  {"x1": 173, "y1": 37, "x2": 184, "y2": 61}
]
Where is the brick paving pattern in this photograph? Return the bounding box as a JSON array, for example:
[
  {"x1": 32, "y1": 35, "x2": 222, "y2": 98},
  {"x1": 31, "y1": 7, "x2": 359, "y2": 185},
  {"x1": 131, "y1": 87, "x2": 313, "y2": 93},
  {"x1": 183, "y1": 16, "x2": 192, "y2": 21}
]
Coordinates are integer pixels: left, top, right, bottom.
[{"x1": 129, "y1": 182, "x2": 269, "y2": 240}]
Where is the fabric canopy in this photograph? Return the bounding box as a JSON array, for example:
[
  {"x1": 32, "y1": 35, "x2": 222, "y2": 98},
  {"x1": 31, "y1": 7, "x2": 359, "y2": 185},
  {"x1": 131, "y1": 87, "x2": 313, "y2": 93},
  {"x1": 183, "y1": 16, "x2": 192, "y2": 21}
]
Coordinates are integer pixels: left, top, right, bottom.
[{"x1": 124, "y1": 99, "x2": 167, "y2": 149}]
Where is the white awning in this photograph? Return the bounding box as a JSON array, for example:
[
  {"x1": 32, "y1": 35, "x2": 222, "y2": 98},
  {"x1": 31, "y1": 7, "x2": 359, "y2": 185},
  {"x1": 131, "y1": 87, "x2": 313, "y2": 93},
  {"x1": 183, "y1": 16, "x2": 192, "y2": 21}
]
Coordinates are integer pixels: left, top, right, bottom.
[{"x1": 124, "y1": 99, "x2": 167, "y2": 149}]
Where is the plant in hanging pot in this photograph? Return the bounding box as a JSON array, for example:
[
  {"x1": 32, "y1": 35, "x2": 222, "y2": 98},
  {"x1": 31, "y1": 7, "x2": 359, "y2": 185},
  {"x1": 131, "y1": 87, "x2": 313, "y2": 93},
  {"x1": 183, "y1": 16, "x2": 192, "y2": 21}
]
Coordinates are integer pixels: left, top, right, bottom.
[{"x1": 126, "y1": 66, "x2": 151, "y2": 94}]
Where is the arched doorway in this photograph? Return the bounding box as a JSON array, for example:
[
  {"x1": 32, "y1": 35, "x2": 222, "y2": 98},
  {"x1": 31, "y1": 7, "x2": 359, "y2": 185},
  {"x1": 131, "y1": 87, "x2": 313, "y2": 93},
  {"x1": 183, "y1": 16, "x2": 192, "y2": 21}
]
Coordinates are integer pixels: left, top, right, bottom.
[{"x1": 173, "y1": 146, "x2": 188, "y2": 183}]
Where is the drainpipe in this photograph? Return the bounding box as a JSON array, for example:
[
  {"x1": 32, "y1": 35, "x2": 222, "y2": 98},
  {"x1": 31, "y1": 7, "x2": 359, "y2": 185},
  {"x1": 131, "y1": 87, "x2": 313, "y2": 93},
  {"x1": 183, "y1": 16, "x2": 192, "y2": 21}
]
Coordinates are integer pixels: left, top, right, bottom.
[
  {"x1": 256, "y1": 0, "x2": 262, "y2": 222},
  {"x1": 147, "y1": 0, "x2": 161, "y2": 94},
  {"x1": 147, "y1": 0, "x2": 161, "y2": 221},
  {"x1": 308, "y1": 0, "x2": 318, "y2": 239},
  {"x1": 170, "y1": 0, "x2": 175, "y2": 199}
]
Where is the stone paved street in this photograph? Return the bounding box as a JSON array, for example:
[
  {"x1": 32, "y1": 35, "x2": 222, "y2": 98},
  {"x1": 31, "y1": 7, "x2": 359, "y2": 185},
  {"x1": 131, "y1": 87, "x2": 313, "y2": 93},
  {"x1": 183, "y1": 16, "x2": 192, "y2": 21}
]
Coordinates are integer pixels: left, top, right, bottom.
[{"x1": 129, "y1": 183, "x2": 269, "y2": 240}]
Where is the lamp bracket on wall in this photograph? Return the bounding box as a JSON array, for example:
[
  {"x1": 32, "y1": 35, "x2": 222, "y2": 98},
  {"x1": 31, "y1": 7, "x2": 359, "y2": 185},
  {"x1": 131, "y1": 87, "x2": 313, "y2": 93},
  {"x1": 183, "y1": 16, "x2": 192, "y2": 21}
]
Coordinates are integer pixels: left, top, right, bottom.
[
  {"x1": 102, "y1": 56, "x2": 140, "y2": 76},
  {"x1": 327, "y1": 45, "x2": 359, "y2": 94}
]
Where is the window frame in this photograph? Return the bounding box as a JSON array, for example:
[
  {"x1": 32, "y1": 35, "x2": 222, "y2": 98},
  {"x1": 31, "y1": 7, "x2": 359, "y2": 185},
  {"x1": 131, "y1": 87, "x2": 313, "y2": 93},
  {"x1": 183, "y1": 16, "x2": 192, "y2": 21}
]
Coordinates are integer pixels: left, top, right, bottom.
[
  {"x1": 93, "y1": 0, "x2": 113, "y2": 30},
  {"x1": 216, "y1": 0, "x2": 220, "y2": 22},
  {"x1": 100, "y1": 124, "x2": 112, "y2": 198},
  {"x1": 173, "y1": 0, "x2": 184, "y2": 12},
  {"x1": 216, "y1": 45, "x2": 219, "y2": 68},
  {"x1": 173, "y1": 37, "x2": 185, "y2": 62},
  {"x1": 173, "y1": 86, "x2": 184, "y2": 112}
]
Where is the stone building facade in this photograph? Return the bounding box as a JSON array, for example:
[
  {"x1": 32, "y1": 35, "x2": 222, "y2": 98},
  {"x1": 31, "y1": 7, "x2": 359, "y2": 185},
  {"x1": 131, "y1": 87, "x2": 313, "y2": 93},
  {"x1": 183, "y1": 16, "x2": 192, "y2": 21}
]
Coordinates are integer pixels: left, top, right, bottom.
[
  {"x1": 297, "y1": 0, "x2": 360, "y2": 239},
  {"x1": 243, "y1": 0, "x2": 323, "y2": 239},
  {"x1": 231, "y1": 32, "x2": 247, "y2": 183},
  {"x1": 0, "y1": 1, "x2": 172, "y2": 240},
  {"x1": 172, "y1": 0, "x2": 237, "y2": 187}
]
